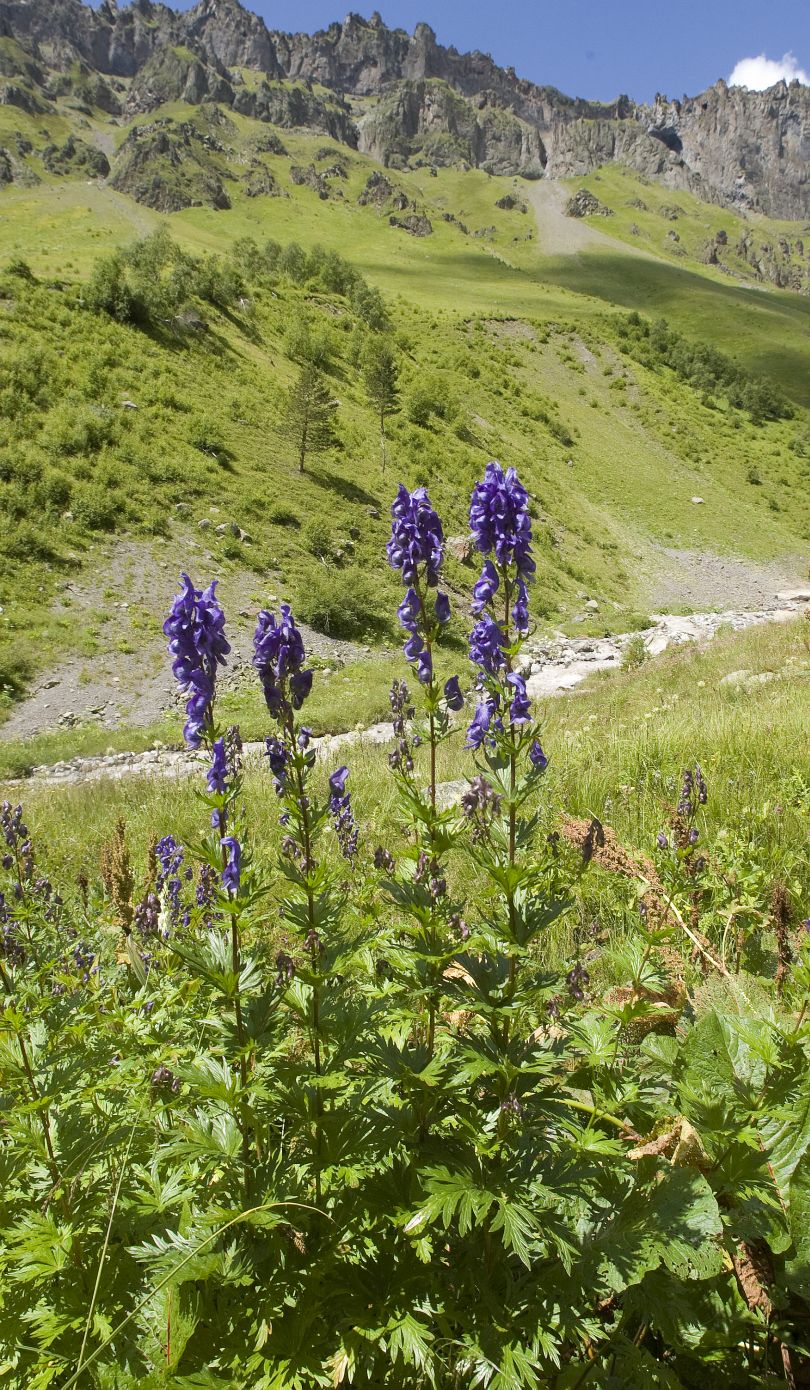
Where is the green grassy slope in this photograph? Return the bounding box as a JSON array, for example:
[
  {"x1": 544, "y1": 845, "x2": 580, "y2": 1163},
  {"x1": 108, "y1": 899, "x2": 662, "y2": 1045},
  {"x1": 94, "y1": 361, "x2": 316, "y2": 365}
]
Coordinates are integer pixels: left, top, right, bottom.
[{"x1": 1, "y1": 100, "x2": 809, "y2": 726}]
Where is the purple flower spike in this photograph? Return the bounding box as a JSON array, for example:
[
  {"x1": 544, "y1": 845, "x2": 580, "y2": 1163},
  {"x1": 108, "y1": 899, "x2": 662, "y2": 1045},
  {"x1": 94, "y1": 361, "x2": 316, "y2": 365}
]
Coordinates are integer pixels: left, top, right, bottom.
[
  {"x1": 469, "y1": 462, "x2": 535, "y2": 580},
  {"x1": 512, "y1": 578, "x2": 529, "y2": 635},
  {"x1": 435, "y1": 591, "x2": 451, "y2": 625},
  {"x1": 253, "y1": 604, "x2": 312, "y2": 717},
  {"x1": 529, "y1": 740, "x2": 548, "y2": 771},
  {"x1": 329, "y1": 766, "x2": 350, "y2": 798},
  {"x1": 387, "y1": 484, "x2": 444, "y2": 587},
  {"x1": 444, "y1": 675, "x2": 464, "y2": 711},
  {"x1": 207, "y1": 737, "x2": 228, "y2": 795},
  {"x1": 472, "y1": 560, "x2": 499, "y2": 616},
  {"x1": 466, "y1": 692, "x2": 499, "y2": 750},
  {"x1": 329, "y1": 766, "x2": 357, "y2": 859},
  {"x1": 507, "y1": 672, "x2": 531, "y2": 726},
  {"x1": 221, "y1": 836, "x2": 242, "y2": 896},
  {"x1": 469, "y1": 613, "x2": 507, "y2": 675},
  {"x1": 164, "y1": 574, "x2": 230, "y2": 748}
]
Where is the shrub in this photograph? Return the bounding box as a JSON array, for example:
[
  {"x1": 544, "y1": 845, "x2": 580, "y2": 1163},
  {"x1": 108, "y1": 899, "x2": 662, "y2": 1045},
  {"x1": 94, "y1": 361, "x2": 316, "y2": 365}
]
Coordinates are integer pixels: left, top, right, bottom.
[
  {"x1": 72, "y1": 482, "x2": 121, "y2": 530},
  {"x1": 269, "y1": 505, "x2": 301, "y2": 528},
  {"x1": 296, "y1": 564, "x2": 385, "y2": 637}
]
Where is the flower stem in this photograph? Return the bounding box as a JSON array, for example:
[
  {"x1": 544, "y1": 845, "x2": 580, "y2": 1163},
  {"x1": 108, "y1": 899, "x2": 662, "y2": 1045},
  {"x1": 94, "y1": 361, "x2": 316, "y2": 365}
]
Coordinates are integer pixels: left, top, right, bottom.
[
  {"x1": 0, "y1": 957, "x2": 63, "y2": 1196},
  {"x1": 288, "y1": 723, "x2": 324, "y2": 1205}
]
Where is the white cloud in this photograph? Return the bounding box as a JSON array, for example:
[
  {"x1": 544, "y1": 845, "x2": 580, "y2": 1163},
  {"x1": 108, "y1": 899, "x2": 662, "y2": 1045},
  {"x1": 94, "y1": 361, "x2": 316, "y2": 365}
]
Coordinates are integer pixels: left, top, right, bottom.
[{"x1": 728, "y1": 51, "x2": 809, "y2": 89}]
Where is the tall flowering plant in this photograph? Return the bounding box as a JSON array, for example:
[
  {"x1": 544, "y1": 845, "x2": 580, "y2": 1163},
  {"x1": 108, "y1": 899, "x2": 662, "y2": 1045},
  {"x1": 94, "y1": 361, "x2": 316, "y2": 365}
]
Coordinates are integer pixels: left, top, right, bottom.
[
  {"x1": 378, "y1": 483, "x2": 468, "y2": 1142},
  {"x1": 450, "y1": 462, "x2": 570, "y2": 1084},
  {"x1": 163, "y1": 572, "x2": 263, "y2": 1186},
  {"x1": 253, "y1": 602, "x2": 357, "y2": 1203}
]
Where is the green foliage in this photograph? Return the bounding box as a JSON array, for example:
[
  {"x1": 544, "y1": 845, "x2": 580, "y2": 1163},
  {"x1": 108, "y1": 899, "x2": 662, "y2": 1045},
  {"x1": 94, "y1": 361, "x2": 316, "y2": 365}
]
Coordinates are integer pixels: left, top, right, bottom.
[
  {"x1": 281, "y1": 363, "x2": 339, "y2": 472},
  {"x1": 295, "y1": 563, "x2": 388, "y2": 637},
  {"x1": 1, "y1": 576, "x2": 809, "y2": 1388},
  {"x1": 618, "y1": 311, "x2": 793, "y2": 422}
]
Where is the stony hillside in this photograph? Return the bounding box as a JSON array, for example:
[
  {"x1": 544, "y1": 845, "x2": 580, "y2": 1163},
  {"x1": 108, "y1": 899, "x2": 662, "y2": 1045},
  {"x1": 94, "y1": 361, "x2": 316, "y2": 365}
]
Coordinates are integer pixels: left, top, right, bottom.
[{"x1": 1, "y1": 0, "x2": 809, "y2": 217}]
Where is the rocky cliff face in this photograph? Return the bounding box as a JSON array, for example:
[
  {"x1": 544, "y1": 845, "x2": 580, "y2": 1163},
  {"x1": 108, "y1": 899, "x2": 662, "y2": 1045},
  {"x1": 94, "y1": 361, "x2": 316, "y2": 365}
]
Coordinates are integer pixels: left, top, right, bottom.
[{"x1": 0, "y1": 0, "x2": 807, "y2": 218}]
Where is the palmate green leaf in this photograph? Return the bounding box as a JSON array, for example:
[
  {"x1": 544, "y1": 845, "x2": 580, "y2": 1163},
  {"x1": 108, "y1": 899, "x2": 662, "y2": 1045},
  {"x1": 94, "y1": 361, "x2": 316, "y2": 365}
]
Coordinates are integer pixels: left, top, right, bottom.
[
  {"x1": 405, "y1": 1166, "x2": 497, "y2": 1237},
  {"x1": 589, "y1": 1168, "x2": 724, "y2": 1296},
  {"x1": 625, "y1": 1266, "x2": 729, "y2": 1351},
  {"x1": 5, "y1": 1213, "x2": 74, "y2": 1283},
  {"x1": 128, "y1": 1164, "x2": 192, "y2": 1217},
  {"x1": 489, "y1": 1199, "x2": 537, "y2": 1269},
  {"x1": 758, "y1": 1067, "x2": 810, "y2": 1202},
  {"x1": 385, "y1": 1310, "x2": 435, "y2": 1381},
  {"x1": 784, "y1": 1155, "x2": 810, "y2": 1299},
  {"x1": 161, "y1": 1107, "x2": 243, "y2": 1164},
  {"x1": 468, "y1": 1339, "x2": 542, "y2": 1390}
]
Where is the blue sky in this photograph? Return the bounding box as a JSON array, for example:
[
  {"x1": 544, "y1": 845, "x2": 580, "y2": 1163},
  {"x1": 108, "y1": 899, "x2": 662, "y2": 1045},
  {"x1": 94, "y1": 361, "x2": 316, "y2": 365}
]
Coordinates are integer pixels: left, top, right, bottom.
[{"x1": 163, "y1": 0, "x2": 810, "y2": 102}]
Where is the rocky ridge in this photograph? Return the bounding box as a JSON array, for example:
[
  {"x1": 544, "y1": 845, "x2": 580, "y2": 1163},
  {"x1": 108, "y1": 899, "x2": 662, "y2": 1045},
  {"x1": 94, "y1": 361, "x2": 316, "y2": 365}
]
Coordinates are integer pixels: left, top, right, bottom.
[{"x1": 0, "y1": 0, "x2": 808, "y2": 216}]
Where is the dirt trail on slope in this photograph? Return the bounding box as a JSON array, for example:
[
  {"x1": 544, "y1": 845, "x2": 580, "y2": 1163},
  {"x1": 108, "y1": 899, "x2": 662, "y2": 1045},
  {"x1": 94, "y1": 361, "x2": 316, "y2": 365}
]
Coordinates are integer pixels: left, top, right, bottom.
[{"x1": 524, "y1": 179, "x2": 663, "y2": 263}]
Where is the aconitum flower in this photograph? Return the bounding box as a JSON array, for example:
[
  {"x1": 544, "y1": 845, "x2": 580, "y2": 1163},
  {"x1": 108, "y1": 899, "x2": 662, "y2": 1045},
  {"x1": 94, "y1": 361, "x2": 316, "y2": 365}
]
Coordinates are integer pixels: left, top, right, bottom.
[
  {"x1": 387, "y1": 484, "x2": 444, "y2": 586},
  {"x1": 529, "y1": 739, "x2": 548, "y2": 771},
  {"x1": 466, "y1": 691, "x2": 501, "y2": 750},
  {"x1": 329, "y1": 766, "x2": 358, "y2": 860},
  {"x1": 253, "y1": 604, "x2": 313, "y2": 717},
  {"x1": 434, "y1": 591, "x2": 451, "y2": 625},
  {"x1": 506, "y1": 672, "x2": 531, "y2": 725},
  {"x1": 657, "y1": 831, "x2": 669, "y2": 850},
  {"x1": 221, "y1": 836, "x2": 241, "y2": 895},
  {"x1": 566, "y1": 960, "x2": 590, "y2": 1002},
  {"x1": 469, "y1": 462, "x2": 535, "y2": 580},
  {"x1": 677, "y1": 768, "x2": 694, "y2": 818},
  {"x1": 444, "y1": 675, "x2": 463, "y2": 711},
  {"x1": 472, "y1": 560, "x2": 499, "y2": 616},
  {"x1": 469, "y1": 613, "x2": 507, "y2": 675},
  {"x1": 156, "y1": 835, "x2": 185, "y2": 930},
  {"x1": 265, "y1": 736, "x2": 288, "y2": 793},
  {"x1": 512, "y1": 578, "x2": 529, "y2": 635},
  {"x1": 207, "y1": 737, "x2": 228, "y2": 795},
  {"x1": 164, "y1": 574, "x2": 230, "y2": 748},
  {"x1": 416, "y1": 650, "x2": 433, "y2": 685}
]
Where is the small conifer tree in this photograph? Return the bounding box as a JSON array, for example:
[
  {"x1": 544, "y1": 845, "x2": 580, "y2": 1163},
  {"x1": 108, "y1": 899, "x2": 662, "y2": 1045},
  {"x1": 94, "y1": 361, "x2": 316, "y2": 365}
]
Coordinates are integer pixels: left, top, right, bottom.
[
  {"x1": 282, "y1": 364, "x2": 339, "y2": 473},
  {"x1": 362, "y1": 338, "x2": 400, "y2": 471}
]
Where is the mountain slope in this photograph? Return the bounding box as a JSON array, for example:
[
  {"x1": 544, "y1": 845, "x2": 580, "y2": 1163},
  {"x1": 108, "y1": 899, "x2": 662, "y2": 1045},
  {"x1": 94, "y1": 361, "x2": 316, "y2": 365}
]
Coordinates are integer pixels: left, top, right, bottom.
[
  {"x1": 0, "y1": 1, "x2": 808, "y2": 739},
  {"x1": 1, "y1": 0, "x2": 809, "y2": 216}
]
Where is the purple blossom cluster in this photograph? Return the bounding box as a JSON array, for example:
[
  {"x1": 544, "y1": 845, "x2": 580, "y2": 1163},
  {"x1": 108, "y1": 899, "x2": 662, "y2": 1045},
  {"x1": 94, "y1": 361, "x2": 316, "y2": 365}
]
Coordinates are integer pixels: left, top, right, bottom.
[
  {"x1": 328, "y1": 766, "x2": 358, "y2": 860},
  {"x1": 221, "y1": 836, "x2": 242, "y2": 896},
  {"x1": 469, "y1": 463, "x2": 535, "y2": 581},
  {"x1": 461, "y1": 774, "x2": 502, "y2": 842},
  {"x1": 389, "y1": 486, "x2": 452, "y2": 684},
  {"x1": 678, "y1": 765, "x2": 708, "y2": 818},
  {"x1": 388, "y1": 679, "x2": 417, "y2": 775},
  {"x1": 164, "y1": 574, "x2": 230, "y2": 748},
  {"x1": 465, "y1": 462, "x2": 541, "y2": 751},
  {"x1": 264, "y1": 735, "x2": 289, "y2": 794},
  {"x1": 387, "y1": 484, "x2": 445, "y2": 586},
  {"x1": 156, "y1": 835, "x2": 187, "y2": 932},
  {"x1": 253, "y1": 604, "x2": 313, "y2": 718}
]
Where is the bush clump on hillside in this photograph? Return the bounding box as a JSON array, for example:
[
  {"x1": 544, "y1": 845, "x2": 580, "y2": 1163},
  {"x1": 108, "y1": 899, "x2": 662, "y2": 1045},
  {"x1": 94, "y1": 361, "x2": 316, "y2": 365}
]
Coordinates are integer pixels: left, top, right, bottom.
[{"x1": 618, "y1": 310, "x2": 792, "y2": 423}]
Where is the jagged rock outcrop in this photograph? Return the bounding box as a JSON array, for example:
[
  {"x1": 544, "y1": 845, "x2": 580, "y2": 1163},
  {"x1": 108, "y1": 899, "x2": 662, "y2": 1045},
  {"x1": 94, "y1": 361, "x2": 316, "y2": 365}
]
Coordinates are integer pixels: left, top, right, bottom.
[
  {"x1": 42, "y1": 133, "x2": 109, "y2": 176},
  {"x1": 641, "y1": 81, "x2": 810, "y2": 220},
  {"x1": 358, "y1": 79, "x2": 544, "y2": 176},
  {"x1": 109, "y1": 116, "x2": 232, "y2": 209},
  {"x1": 0, "y1": 0, "x2": 807, "y2": 216},
  {"x1": 565, "y1": 188, "x2": 613, "y2": 218},
  {"x1": 231, "y1": 81, "x2": 357, "y2": 144}
]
